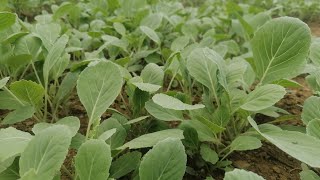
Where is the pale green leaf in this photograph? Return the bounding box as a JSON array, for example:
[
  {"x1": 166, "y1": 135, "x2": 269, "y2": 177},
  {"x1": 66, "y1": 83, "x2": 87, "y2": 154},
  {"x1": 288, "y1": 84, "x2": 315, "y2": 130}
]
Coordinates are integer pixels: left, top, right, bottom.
[
  {"x1": 77, "y1": 61, "x2": 123, "y2": 124},
  {"x1": 13, "y1": 35, "x2": 42, "y2": 58},
  {"x1": 98, "y1": 128, "x2": 117, "y2": 141},
  {"x1": 140, "y1": 13, "x2": 163, "y2": 30},
  {"x1": 309, "y1": 41, "x2": 320, "y2": 66},
  {"x1": 96, "y1": 118, "x2": 126, "y2": 149},
  {"x1": 141, "y1": 63, "x2": 164, "y2": 85},
  {"x1": 140, "y1": 26, "x2": 160, "y2": 44},
  {"x1": 0, "y1": 77, "x2": 9, "y2": 89},
  {"x1": 139, "y1": 138, "x2": 187, "y2": 180},
  {"x1": 230, "y1": 136, "x2": 262, "y2": 151},
  {"x1": 302, "y1": 96, "x2": 320, "y2": 125},
  {"x1": 118, "y1": 129, "x2": 184, "y2": 150},
  {"x1": 200, "y1": 144, "x2": 218, "y2": 164},
  {"x1": 0, "y1": 12, "x2": 16, "y2": 31},
  {"x1": 306, "y1": 119, "x2": 320, "y2": 139},
  {"x1": 0, "y1": 158, "x2": 19, "y2": 180},
  {"x1": 32, "y1": 116, "x2": 80, "y2": 136},
  {"x1": 113, "y1": 22, "x2": 126, "y2": 36},
  {"x1": 249, "y1": 117, "x2": 320, "y2": 168},
  {"x1": 75, "y1": 139, "x2": 112, "y2": 180},
  {"x1": 171, "y1": 36, "x2": 189, "y2": 52},
  {"x1": 272, "y1": 78, "x2": 302, "y2": 88},
  {"x1": 152, "y1": 93, "x2": 204, "y2": 110},
  {"x1": 300, "y1": 170, "x2": 320, "y2": 180},
  {"x1": 43, "y1": 35, "x2": 69, "y2": 83},
  {"x1": 145, "y1": 100, "x2": 184, "y2": 121},
  {"x1": 0, "y1": 127, "x2": 32, "y2": 162},
  {"x1": 110, "y1": 151, "x2": 141, "y2": 179},
  {"x1": 0, "y1": 91, "x2": 22, "y2": 110},
  {"x1": 9, "y1": 80, "x2": 44, "y2": 107},
  {"x1": 35, "y1": 23, "x2": 61, "y2": 50},
  {"x1": 251, "y1": 17, "x2": 311, "y2": 84},
  {"x1": 19, "y1": 125, "x2": 72, "y2": 179},
  {"x1": 224, "y1": 169, "x2": 265, "y2": 180},
  {"x1": 1, "y1": 106, "x2": 35, "y2": 125},
  {"x1": 132, "y1": 82, "x2": 161, "y2": 93},
  {"x1": 241, "y1": 84, "x2": 286, "y2": 112}
]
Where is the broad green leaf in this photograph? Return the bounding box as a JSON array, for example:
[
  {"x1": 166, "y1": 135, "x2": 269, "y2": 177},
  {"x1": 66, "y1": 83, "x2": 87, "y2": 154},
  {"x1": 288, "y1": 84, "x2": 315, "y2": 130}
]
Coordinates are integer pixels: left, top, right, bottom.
[
  {"x1": 75, "y1": 139, "x2": 112, "y2": 180},
  {"x1": 196, "y1": 116, "x2": 225, "y2": 134},
  {"x1": 272, "y1": 79, "x2": 302, "y2": 88},
  {"x1": 240, "y1": 84, "x2": 286, "y2": 112},
  {"x1": 140, "y1": 13, "x2": 163, "y2": 30},
  {"x1": 200, "y1": 144, "x2": 218, "y2": 164},
  {"x1": 118, "y1": 129, "x2": 184, "y2": 150},
  {"x1": 98, "y1": 128, "x2": 117, "y2": 141},
  {"x1": 171, "y1": 36, "x2": 190, "y2": 52},
  {"x1": 14, "y1": 35, "x2": 42, "y2": 58},
  {"x1": 10, "y1": 80, "x2": 44, "y2": 107},
  {"x1": 77, "y1": 61, "x2": 123, "y2": 124},
  {"x1": 300, "y1": 170, "x2": 320, "y2": 180},
  {"x1": 224, "y1": 169, "x2": 265, "y2": 180},
  {"x1": 0, "y1": 77, "x2": 9, "y2": 89},
  {"x1": 251, "y1": 17, "x2": 311, "y2": 84},
  {"x1": 152, "y1": 93, "x2": 204, "y2": 110},
  {"x1": 145, "y1": 100, "x2": 184, "y2": 121},
  {"x1": 249, "y1": 117, "x2": 320, "y2": 168},
  {"x1": 180, "y1": 120, "x2": 216, "y2": 142},
  {"x1": 309, "y1": 41, "x2": 320, "y2": 66},
  {"x1": 132, "y1": 88, "x2": 149, "y2": 116},
  {"x1": 0, "y1": 12, "x2": 16, "y2": 31},
  {"x1": 55, "y1": 72, "x2": 79, "y2": 104},
  {"x1": 140, "y1": 26, "x2": 160, "y2": 44},
  {"x1": 35, "y1": 23, "x2": 61, "y2": 50},
  {"x1": 50, "y1": 53, "x2": 70, "y2": 80},
  {"x1": 230, "y1": 136, "x2": 262, "y2": 151},
  {"x1": 302, "y1": 96, "x2": 320, "y2": 125},
  {"x1": 0, "y1": 127, "x2": 32, "y2": 162},
  {"x1": 0, "y1": 158, "x2": 19, "y2": 180},
  {"x1": 181, "y1": 126, "x2": 199, "y2": 150},
  {"x1": 96, "y1": 118, "x2": 126, "y2": 149},
  {"x1": 139, "y1": 138, "x2": 187, "y2": 180},
  {"x1": 187, "y1": 47, "x2": 228, "y2": 97},
  {"x1": 306, "y1": 72, "x2": 320, "y2": 93},
  {"x1": 0, "y1": 91, "x2": 23, "y2": 110},
  {"x1": 187, "y1": 48, "x2": 219, "y2": 94},
  {"x1": 70, "y1": 133, "x2": 85, "y2": 150},
  {"x1": 32, "y1": 116, "x2": 80, "y2": 136},
  {"x1": 1, "y1": 106, "x2": 35, "y2": 125},
  {"x1": 19, "y1": 125, "x2": 72, "y2": 179},
  {"x1": 141, "y1": 63, "x2": 164, "y2": 85},
  {"x1": 113, "y1": 22, "x2": 126, "y2": 36},
  {"x1": 0, "y1": 157, "x2": 14, "y2": 174},
  {"x1": 43, "y1": 35, "x2": 69, "y2": 83},
  {"x1": 306, "y1": 119, "x2": 320, "y2": 139},
  {"x1": 110, "y1": 151, "x2": 141, "y2": 179},
  {"x1": 132, "y1": 82, "x2": 161, "y2": 93}
]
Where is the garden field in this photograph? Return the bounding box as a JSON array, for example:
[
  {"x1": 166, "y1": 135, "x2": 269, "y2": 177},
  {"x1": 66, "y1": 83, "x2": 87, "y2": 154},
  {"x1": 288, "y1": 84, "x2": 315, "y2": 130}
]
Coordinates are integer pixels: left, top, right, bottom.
[{"x1": 1, "y1": 0, "x2": 320, "y2": 179}]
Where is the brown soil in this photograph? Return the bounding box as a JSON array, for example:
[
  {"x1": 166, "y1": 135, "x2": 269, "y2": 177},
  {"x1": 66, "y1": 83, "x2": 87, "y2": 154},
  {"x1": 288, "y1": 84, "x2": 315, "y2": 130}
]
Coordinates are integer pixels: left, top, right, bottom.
[
  {"x1": 229, "y1": 143, "x2": 301, "y2": 180},
  {"x1": 309, "y1": 22, "x2": 320, "y2": 36}
]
